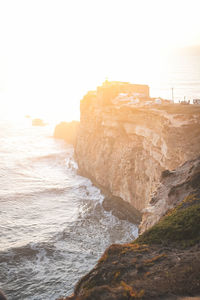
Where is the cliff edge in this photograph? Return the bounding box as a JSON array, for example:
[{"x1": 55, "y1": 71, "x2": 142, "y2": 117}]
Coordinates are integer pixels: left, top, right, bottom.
[{"x1": 75, "y1": 87, "x2": 200, "y2": 212}]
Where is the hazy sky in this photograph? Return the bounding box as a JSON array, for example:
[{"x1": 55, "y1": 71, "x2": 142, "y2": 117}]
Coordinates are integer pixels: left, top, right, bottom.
[{"x1": 0, "y1": 0, "x2": 200, "y2": 121}]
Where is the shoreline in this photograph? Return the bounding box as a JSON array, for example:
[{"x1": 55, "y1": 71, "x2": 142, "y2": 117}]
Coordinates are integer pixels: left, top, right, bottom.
[{"x1": 76, "y1": 167, "x2": 141, "y2": 225}]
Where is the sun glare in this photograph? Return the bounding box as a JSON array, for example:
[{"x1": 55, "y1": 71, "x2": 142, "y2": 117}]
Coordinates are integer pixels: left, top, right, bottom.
[{"x1": 0, "y1": 0, "x2": 200, "y2": 122}]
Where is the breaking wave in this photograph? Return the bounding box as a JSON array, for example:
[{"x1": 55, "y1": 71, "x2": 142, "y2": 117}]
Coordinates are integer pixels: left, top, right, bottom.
[{"x1": 0, "y1": 120, "x2": 138, "y2": 300}]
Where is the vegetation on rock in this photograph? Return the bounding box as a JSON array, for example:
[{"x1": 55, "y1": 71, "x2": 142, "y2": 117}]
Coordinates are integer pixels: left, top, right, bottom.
[
  {"x1": 136, "y1": 194, "x2": 200, "y2": 248},
  {"x1": 58, "y1": 158, "x2": 200, "y2": 300},
  {"x1": 59, "y1": 195, "x2": 200, "y2": 300}
]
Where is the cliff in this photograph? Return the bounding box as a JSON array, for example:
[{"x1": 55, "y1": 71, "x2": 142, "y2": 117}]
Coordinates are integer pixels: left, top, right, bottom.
[
  {"x1": 56, "y1": 85, "x2": 200, "y2": 299},
  {"x1": 75, "y1": 92, "x2": 200, "y2": 212},
  {"x1": 59, "y1": 156, "x2": 200, "y2": 300}
]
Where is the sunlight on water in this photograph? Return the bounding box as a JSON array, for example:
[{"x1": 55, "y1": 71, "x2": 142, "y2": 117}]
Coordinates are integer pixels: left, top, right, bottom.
[
  {"x1": 1, "y1": 49, "x2": 200, "y2": 123},
  {"x1": 0, "y1": 119, "x2": 138, "y2": 300}
]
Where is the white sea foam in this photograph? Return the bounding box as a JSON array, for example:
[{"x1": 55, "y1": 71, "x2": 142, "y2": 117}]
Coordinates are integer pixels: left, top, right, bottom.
[{"x1": 0, "y1": 119, "x2": 138, "y2": 300}]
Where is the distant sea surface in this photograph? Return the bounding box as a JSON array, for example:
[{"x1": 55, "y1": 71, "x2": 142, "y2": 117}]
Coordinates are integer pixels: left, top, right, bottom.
[
  {"x1": 149, "y1": 48, "x2": 200, "y2": 101},
  {"x1": 0, "y1": 119, "x2": 138, "y2": 300}
]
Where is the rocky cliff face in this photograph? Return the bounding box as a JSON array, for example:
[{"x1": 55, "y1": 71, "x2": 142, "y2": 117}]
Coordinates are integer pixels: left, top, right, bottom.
[
  {"x1": 140, "y1": 156, "x2": 200, "y2": 233},
  {"x1": 57, "y1": 89, "x2": 200, "y2": 300},
  {"x1": 59, "y1": 156, "x2": 200, "y2": 300},
  {"x1": 75, "y1": 94, "x2": 200, "y2": 212}
]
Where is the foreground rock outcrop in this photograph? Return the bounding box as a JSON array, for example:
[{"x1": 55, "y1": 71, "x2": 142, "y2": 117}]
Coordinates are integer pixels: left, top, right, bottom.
[
  {"x1": 140, "y1": 155, "x2": 200, "y2": 233},
  {"x1": 54, "y1": 121, "x2": 79, "y2": 146},
  {"x1": 59, "y1": 156, "x2": 200, "y2": 300},
  {"x1": 75, "y1": 84, "x2": 200, "y2": 211}
]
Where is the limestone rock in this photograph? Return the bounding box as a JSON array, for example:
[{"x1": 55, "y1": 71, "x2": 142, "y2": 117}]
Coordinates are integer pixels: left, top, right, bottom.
[{"x1": 75, "y1": 90, "x2": 200, "y2": 211}]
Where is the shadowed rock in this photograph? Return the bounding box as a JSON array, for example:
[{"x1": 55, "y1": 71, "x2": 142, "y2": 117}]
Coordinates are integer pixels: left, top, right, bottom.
[
  {"x1": 102, "y1": 195, "x2": 141, "y2": 224},
  {"x1": 0, "y1": 290, "x2": 7, "y2": 300},
  {"x1": 140, "y1": 156, "x2": 200, "y2": 234}
]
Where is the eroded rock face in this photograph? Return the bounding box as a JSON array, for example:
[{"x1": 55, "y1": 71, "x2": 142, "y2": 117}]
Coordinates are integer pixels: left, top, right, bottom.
[
  {"x1": 140, "y1": 156, "x2": 200, "y2": 233},
  {"x1": 75, "y1": 94, "x2": 200, "y2": 211}
]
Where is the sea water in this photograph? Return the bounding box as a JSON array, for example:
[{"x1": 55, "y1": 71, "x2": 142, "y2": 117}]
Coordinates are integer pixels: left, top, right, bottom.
[{"x1": 0, "y1": 119, "x2": 138, "y2": 300}]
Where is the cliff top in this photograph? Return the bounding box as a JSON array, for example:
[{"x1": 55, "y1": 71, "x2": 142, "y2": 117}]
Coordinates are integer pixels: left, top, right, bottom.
[
  {"x1": 81, "y1": 85, "x2": 200, "y2": 118},
  {"x1": 150, "y1": 103, "x2": 200, "y2": 115}
]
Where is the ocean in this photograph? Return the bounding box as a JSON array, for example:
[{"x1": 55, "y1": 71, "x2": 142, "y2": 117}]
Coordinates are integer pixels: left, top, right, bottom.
[
  {"x1": 0, "y1": 119, "x2": 138, "y2": 300},
  {"x1": 0, "y1": 49, "x2": 200, "y2": 300},
  {"x1": 149, "y1": 49, "x2": 200, "y2": 101}
]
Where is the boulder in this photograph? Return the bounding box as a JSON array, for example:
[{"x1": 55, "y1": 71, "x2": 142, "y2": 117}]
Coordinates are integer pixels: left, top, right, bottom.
[
  {"x1": 102, "y1": 195, "x2": 141, "y2": 224},
  {"x1": 54, "y1": 121, "x2": 79, "y2": 146}
]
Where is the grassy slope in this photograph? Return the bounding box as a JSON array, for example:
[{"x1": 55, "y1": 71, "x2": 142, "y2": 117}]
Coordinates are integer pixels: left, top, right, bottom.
[{"x1": 136, "y1": 194, "x2": 200, "y2": 248}]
